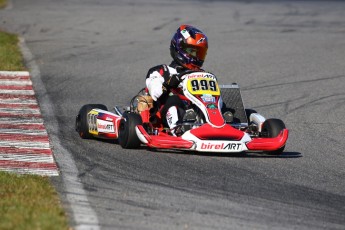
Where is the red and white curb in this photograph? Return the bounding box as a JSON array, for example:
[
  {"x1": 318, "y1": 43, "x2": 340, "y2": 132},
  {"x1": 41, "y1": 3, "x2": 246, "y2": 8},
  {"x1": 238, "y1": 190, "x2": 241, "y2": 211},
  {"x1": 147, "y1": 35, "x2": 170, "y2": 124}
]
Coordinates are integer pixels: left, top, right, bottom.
[{"x1": 0, "y1": 71, "x2": 59, "y2": 176}]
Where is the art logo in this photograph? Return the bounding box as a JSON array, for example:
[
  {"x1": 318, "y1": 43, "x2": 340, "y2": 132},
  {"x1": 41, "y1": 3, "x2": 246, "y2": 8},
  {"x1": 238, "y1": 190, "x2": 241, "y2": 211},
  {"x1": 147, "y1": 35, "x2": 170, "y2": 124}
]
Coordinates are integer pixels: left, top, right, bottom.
[{"x1": 200, "y1": 142, "x2": 242, "y2": 151}]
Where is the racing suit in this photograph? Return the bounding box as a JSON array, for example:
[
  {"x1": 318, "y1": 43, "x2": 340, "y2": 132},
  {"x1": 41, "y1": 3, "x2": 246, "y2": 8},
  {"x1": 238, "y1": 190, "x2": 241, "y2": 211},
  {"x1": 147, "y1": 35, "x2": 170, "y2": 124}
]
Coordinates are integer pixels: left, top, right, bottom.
[{"x1": 145, "y1": 61, "x2": 188, "y2": 132}]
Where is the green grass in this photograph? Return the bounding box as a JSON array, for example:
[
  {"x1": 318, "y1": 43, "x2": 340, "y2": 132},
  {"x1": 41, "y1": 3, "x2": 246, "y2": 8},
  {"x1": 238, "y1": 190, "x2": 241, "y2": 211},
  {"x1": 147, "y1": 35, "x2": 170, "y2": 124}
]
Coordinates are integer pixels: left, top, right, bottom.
[
  {"x1": 0, "y1": 0, "x2": 6, "y2": 9},
  {"x1": 0, "y1": 31, "x2": 26, "y2": 70},
  {"x1": 0, "y1": 172, "x2": 69, "y2": 230},
  {"x1": 0, "y1": 29, "x2": 69, "y2": 229}
]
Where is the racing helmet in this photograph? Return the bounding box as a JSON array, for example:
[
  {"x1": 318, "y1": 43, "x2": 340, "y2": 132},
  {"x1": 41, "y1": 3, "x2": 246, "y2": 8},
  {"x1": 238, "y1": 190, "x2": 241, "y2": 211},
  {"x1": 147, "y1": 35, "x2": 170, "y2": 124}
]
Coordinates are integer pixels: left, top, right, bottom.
[{"x1": 170, "y1": 25, "x2": 208, "y2": 70}]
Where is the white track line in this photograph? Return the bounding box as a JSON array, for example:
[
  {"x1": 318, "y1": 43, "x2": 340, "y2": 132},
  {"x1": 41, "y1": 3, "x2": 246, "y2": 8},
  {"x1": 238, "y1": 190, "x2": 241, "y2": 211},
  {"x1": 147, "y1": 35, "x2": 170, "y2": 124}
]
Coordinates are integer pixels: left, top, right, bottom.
[{"x1": 19, "y1": 37, "x2": 100, "y2": 230}]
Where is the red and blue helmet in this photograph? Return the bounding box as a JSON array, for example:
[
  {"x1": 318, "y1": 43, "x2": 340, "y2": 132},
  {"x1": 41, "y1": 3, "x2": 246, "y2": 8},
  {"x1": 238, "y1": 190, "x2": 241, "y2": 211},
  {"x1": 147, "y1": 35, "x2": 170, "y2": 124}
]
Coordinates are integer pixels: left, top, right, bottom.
[{"x1": 170, "y1": 25, "x2": 208, "y2": 70}]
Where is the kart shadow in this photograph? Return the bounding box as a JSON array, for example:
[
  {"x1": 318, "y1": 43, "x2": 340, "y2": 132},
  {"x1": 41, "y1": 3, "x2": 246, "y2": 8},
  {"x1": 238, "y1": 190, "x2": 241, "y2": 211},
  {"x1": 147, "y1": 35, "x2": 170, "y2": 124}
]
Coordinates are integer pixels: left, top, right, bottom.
[
  {"x1": 240, "y1": 151, "x2": 302, "y2": 158},
  {"x1": 91, "y1": 138, "x2": 119, "y2": 144},
  {"x1": 145, "y1": 147, "x2": 302, "y2": 158}
]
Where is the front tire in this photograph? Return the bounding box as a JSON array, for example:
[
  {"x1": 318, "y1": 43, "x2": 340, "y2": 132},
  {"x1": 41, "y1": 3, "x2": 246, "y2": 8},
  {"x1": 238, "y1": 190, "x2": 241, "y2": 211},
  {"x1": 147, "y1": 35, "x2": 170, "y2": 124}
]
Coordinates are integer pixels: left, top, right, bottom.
[
  {"x1": 76, "y1": 104, "x2": 108, "y2": 139},
  {"x1": 118, "y1": 112, "x2": 142, "y2": 149},
  {"x1": 261, "y1": 118, "x2": 286, "y2": 155}
]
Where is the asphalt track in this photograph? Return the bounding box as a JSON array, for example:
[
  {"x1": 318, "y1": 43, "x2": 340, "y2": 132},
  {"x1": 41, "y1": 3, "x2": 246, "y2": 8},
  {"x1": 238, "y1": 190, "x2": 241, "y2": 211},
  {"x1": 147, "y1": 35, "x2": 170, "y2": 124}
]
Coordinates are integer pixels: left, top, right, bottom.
[{"x1": 1, "y1": 0, "x2": 345, "y2": 229}]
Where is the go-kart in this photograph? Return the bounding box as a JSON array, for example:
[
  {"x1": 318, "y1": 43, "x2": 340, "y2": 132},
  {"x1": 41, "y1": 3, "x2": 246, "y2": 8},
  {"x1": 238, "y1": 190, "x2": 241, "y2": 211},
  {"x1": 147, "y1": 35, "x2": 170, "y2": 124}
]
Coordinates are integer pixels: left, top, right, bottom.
[{"x1": 76, "y1": 71, "x2": 288, "y2": 155}]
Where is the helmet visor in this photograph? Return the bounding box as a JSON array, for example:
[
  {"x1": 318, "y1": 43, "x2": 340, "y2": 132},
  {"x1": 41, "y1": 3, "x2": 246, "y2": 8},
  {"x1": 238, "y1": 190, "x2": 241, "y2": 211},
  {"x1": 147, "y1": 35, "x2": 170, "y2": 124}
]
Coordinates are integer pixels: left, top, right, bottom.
[{"x1": 181, "y1": 43, "x2": 207, "y2": 61}]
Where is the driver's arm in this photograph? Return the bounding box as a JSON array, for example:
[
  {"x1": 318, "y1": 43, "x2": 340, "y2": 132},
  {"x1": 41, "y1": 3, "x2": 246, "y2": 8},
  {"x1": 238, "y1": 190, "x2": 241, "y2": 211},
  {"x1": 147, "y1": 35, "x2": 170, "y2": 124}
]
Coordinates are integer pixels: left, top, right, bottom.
[
  {"x1": 145, "y1": 65, "x2": 170, "y2": 101},
  {"x1": 164, "y1": 74, "x2": 181, "y2": 89}
]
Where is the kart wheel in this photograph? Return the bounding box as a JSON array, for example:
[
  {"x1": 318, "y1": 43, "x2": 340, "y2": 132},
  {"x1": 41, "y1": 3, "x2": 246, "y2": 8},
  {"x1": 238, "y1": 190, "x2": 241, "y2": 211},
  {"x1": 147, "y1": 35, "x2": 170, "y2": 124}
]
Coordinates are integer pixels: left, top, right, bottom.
[
  {"x1": 261, "y1": 118, "x2": 286, "y2": 155},
  {"x1": 118, "y1": 112, "x2": 142, "y2": 149},
  {"x1": 76, "y1": 104, "x2": 108, "y2": 139}
]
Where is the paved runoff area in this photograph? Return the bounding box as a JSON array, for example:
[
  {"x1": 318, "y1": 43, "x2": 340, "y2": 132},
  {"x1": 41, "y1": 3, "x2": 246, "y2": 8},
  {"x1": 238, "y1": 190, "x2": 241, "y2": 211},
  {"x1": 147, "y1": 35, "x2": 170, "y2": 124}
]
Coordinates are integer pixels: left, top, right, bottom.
[{"x1": 0, "y1": 71, "x2": 58, "y2": 176}]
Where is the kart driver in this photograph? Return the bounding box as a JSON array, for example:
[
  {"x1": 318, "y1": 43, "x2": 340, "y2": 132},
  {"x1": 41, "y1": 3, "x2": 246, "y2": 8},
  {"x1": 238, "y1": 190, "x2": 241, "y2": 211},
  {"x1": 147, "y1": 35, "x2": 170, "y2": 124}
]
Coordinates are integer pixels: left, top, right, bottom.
[{"x1": 145, "y1": 25, "x2": 208, "y2": 135}]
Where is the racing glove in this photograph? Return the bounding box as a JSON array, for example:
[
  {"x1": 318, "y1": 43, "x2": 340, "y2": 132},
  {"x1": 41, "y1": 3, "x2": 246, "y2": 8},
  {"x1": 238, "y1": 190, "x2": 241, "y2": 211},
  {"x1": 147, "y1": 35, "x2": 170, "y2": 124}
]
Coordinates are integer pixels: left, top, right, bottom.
[{"x1": 146, "y1": 76, "x2": 164, "y2": 101}]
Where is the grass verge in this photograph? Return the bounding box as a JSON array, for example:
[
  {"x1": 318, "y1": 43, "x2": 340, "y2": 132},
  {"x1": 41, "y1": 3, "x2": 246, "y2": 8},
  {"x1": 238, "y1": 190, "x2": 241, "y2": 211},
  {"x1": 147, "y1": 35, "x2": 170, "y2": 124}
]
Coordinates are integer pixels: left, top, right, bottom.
[
  {"x1": 0, "y1": 0, "x2": 6, "y2": 9},
  {"x1": 0, "y1": 30, "x2": 26, "y2": 70},
  {"x1": 0, "y1": 172, "x2": 69, "y2": 230},
  {"x1": 0, "y1": 30, "x2": 69, "y2": 229}
]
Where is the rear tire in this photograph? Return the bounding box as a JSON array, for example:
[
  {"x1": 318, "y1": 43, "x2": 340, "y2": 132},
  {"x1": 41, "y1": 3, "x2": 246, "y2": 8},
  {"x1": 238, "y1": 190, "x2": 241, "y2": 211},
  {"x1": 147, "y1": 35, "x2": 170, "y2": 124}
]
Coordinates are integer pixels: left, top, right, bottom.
[
  {"x1": 118, "y1": 112, "x2": 142, "y2": 149},
  {"x1": 76, "y1": 104, "x2": 108, "y2": 139},
  {"x1": 261, "y1": 118, "x2": 286, "y2": 155}
]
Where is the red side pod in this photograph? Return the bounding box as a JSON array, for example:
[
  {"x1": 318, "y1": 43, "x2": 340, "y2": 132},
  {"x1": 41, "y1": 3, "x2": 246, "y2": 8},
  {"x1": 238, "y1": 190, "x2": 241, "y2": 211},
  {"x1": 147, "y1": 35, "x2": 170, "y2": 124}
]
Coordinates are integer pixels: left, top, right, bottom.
[
  {"x1": 190, "y1": 123, "x2": 244, "y2": 141},
  {"x1": 246, "y1": 129, "x2": 289, "y2": 151},
  {"x1": 136, "y1": 125, "x2": 194, "y2": 149},
  {"x1": 96, "y1": 112, "x2": 122, "y2": 139}
]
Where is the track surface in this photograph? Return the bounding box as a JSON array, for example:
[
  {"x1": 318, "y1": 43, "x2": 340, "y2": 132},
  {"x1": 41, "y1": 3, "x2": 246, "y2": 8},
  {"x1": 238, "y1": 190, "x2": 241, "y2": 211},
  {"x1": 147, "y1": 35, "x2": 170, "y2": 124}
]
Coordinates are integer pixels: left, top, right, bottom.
[{"x1": 2, "y1": 0, "x2": 345, "y2": 229}]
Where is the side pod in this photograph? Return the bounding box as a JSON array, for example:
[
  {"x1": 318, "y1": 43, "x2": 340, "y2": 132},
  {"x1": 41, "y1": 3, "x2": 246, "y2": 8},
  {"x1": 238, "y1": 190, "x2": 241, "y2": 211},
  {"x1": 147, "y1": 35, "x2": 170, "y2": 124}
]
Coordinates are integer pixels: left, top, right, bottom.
[{"x1": 246, "y1": 129, "x2": 289, "y2": 151}]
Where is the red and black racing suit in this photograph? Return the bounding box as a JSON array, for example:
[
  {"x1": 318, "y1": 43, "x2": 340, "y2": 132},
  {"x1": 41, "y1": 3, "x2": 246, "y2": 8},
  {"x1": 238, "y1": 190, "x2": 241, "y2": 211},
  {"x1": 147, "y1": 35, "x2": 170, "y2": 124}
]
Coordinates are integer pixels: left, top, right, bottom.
[{"x1": 145, "y1": 61, "x2": 188, "y2": 128}]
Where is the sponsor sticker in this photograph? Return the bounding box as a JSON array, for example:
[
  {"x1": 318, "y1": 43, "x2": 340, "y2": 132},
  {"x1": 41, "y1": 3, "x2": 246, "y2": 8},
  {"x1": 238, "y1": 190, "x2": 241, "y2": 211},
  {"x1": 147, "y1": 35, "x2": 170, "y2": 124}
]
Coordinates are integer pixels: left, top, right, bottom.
[
  {"x1": 201, "y1": 94, "x2": 215, "y2": 103},
  {"x1": 187, "y1": 73, "x2": 216, "y2": 80},
  {"x1": 197, "y1": 37, "x2": 206, "y2": 44},
  {"x1": 97, "y1": 119, "x2": 114, "y2": 133},
  {"x1": 181, "y1": 29, "x2": 191, "y2": 39},
  {"x1": 198, "y1": 141, "x2": 244, "y2": 152}
]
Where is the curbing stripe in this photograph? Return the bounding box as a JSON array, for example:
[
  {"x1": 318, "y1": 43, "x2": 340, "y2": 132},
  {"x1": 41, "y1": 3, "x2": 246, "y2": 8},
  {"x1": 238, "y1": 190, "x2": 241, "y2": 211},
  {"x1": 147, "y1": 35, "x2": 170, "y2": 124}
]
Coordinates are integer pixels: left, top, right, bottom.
[
  {"x1": 0, "y1": 104, "x2": 39, "y2": 109},
  {"x1": 0, "y1": 85, "x2": 33, "y2": 90},
  {"x1": 0, "y1": 94, "x2": 36, "y2": 99},
  {"x1": 0, "y1": 71, "x2": 30, "y2": 76},
  {"x1": 0, "y1": 132, "x2": 49, "y2": 142},
  {"x1": 0, "y1": 129, "x2": 48, "y2": 135},
  {"x1": 0, "y1": 141, "x2": 50, "y2": 148},
  {"x1": 0, "y1": 147, "x2": 52, "y2": 155},
  {"x1": 0, "y1": 108, "x2": 41, "y2": 114},
  {"x1": 0, "y1": 168, "x2": 58, "y2": 176},
  {"x1": 0, "y1": 71, "x2": 58, "y2": 176},
  {"x1": 0, "y1": 154, "x2": 55, "y2": 163},
  {"x1": 0, "y1": 89, "x2": 35, "y2": 95},
  {"x1": 0, "y1": 113, "x2": 42, "y2": 118},
  {"x1": 0, "y1": 117, "x2": 44, "y2": 124},
  {"x1": 0, "y1": 100, "x2": 38, "y2": 104},
  {"x1": 0, "y1": 80, "x2": 32, "y2": 85},
  {"x1": 0, "y1": 160, "x2": 57, "y2": 169},
  {"x1": 0, "y1": 123, "x2": 45, "y2": 130}
]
